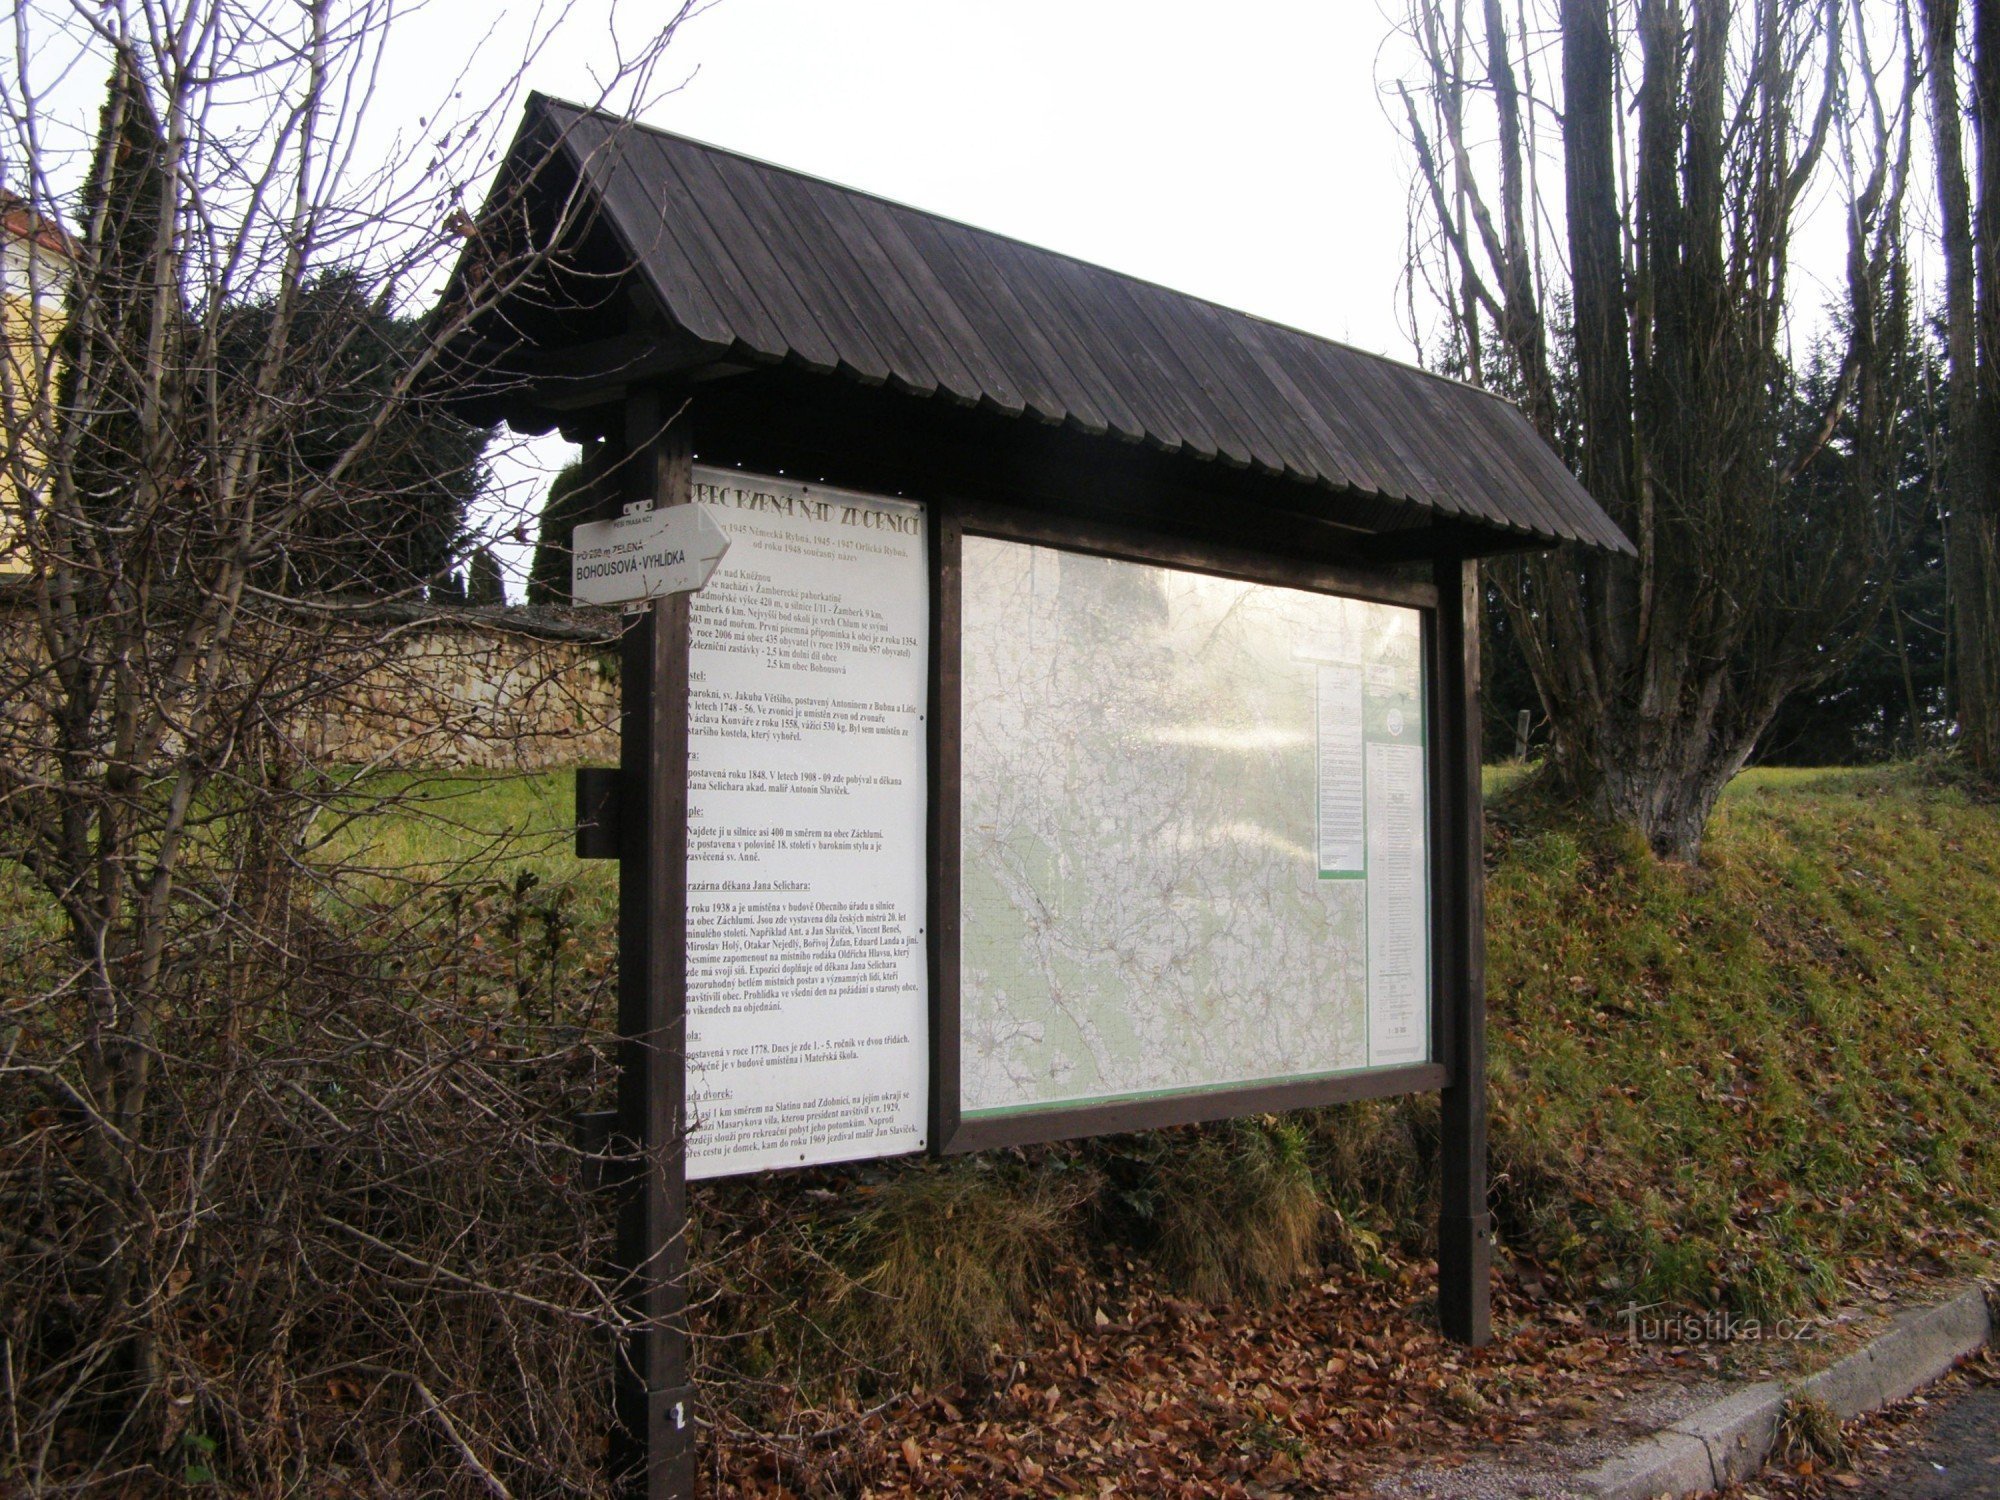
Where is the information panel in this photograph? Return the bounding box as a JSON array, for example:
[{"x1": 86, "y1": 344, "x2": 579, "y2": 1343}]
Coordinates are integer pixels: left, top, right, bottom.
[
  {"x1": 683, "y1": 469, "x2": 929, "y2": 1178},
  {"x1": 959, "y1": 539, "x2": 1429, "y2": 1118}
]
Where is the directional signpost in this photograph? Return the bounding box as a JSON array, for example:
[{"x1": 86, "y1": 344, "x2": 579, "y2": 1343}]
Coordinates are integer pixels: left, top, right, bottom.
[{"x1": 571, "y1": 501, "x2": 730, "y2": 608}]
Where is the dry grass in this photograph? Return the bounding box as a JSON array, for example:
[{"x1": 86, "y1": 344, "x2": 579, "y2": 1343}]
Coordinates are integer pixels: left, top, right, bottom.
[
  {"x1": 816, "y1": 1160, "x2": 1097, "y2": 1387},
  {"x1": 1140, "y1": 1119, "x2": 1324, "y2": 1304},
  {"x1": 1777, "y1": 1389, "x2": 1850, "y2": 1469}
]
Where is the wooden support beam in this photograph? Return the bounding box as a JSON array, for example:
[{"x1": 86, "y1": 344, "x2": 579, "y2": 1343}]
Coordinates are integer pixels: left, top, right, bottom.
[
  {"x1": 452, "y1": 327, "x2": 728, "y2": 428},
  {"x1": 610, "y1": 387, "x2": 698, "y2": 1499},
  {"x1": 1352, "y1": 519, "x2": 1529, "y2": 565},
  {"x1": 1435, "y1": 555, "x2": 1492, "y2": 1346}
]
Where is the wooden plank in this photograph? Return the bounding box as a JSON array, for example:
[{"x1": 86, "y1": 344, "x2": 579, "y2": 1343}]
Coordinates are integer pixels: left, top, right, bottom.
[
  {"x1": 1027, "y1": 245, "x2": 1225, "y2": 458},
  {"x1": 921, "y1": 224, "x2": 1122, "y2": 437},
  {"x1": 837, "y1": 196, "x2": 1034, "y2": 417},
  {"x1": 1285, "y1": 338, "x2": 1465, "y2": 517},
  {"x1": 610, "y1": 133, "x2": 792, "y2": 363},
  {"x1": 553, "y1": 110, "x2": 741, "y2": 349},
  {"x1": 927, "y1": 508, "x2": 964, "y2": 1156},
  {"x1": 897, "y1": 212, "x2": 1076, "y2": 426},
  {"x1": 610, "y1": 389, "x2": 699, "y2": 1498},
  {"x1": 733, "y1": 165, "x2": 896, "y2": 384},
  {"x1": 1060, "y1": 259, "x2": 1233, "y2": 463},
  {"x1": 1087, "y1": 272, "x2": 1259, "y2": 465},
  {"x1": 463, "y1": 326, "x2": 729, "y2": 418},
  {"x1": 1426, "y1": 605, "x2": 1455, "y2": 1086},
  {"x1": 991, "y1": 236, "x2": 1190, "y2": 451},
  {"x1": 1434, "y1": 555, "x2": 1491, "y2": 1348},
  {"x1": 1123, "y1": 280, "x2": 1315, "y2": 479},
  {"x1": 805, "y1": 185, "x2": 988, "y2": 404},
  {"x1": 941, "y1": 1065, "x2": 1449, "y2": 1155},
  {"x1": 1233, "y1": 317, "x2": 1397, "y2": 499},
  {"x1": 1415, "y1": 377, "x2": 1568, "y2": 541},
  {"x1": 1353, "y1": 520, "x2": 1515, "y2": 566},
  {"x1": 687, "y1": 369, "x2": 1434, "y2": 562},
  {"x1": 975, "y1": 238, "x2": 1148, "y2": 442},
  {"x1": 952, "y1": 494, "x2": 1439, "y2": 610},
  {"x1": 660, "y1": 141, "x2": 845, "y2": 374},
  {"x1": 755, "y1": 167, "x2": 948, "y2": 395},
  {"x1": 1476, "y1": 394, "x2": 1632, "y2": 551}
]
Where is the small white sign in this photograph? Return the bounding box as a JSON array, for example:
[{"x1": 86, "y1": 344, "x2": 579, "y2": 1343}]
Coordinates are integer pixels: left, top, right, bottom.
[{"x1": 570, "y1": 504, "x2": 731, "y2": 606}]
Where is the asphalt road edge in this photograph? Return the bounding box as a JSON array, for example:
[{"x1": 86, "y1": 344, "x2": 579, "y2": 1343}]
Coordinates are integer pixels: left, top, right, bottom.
[{"x1": 1578, "y1": 1281, "x2": 1996, "y2": 1500}]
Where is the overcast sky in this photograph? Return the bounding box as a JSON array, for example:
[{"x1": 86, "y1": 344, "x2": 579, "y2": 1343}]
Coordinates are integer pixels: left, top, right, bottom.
[
  {"x1": 625, "y1": 0, "x2": 1423, "y2": 357},
  {"x1": 10, "y1": 0, "x2": 1897, "y2": 596}
]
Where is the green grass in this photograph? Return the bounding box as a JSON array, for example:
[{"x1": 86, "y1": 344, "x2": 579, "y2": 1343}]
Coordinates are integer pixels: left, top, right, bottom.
[
  {"x1": 307, "y1": 770, "x2": 621, "y2": 1025},
  {"x1": 1482, "y1": 761, "x2": 2000, "y2": 1317},
  {"x1": 0, "y1": 857, "x2": 63, "y2": 992},
  {"x1": 316, "y1": 769, "x2": 613, "y2": 902},
  {"x1": 0, "y1": 768, "x2": 619, "y2": 1027}
]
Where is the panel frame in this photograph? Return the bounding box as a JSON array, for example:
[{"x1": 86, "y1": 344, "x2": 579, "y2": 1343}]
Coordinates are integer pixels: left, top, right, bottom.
[{"x1": 931, "y1": 494, "x2": 1450, "y2": 1157}]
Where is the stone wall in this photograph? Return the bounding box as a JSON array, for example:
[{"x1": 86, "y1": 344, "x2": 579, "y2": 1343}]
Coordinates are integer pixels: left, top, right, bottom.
[
  {"x1": 301, "y1": 608, "x2": 622, "y2": 770},
  {"x1": 0, "y1": 595, "x2": 623, "y2": 772}
]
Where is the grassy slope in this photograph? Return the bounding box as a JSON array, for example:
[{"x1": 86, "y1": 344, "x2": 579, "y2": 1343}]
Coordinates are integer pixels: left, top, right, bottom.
[
  {"x1": 1483, "y1": 764, "x2": 2000, "y2": 1317},
  {"x1": 14, "y1": 763, "x2": 1986, "y2": 1334}
]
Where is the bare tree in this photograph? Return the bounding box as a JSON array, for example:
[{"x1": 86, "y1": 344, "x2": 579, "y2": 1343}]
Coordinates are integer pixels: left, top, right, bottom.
[
  {"x1": 1397, "y1": 0, "x2": 1918, "y2": 858},
  {"x1": 0, "y1": 1, "x2": 694, "y2": 1488},
  {"x1": 1924, "y1": 0, "x2": 2000, "y2": 775}
]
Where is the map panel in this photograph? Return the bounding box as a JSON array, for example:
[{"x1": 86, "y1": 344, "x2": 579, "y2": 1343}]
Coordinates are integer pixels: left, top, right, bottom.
[{"x1": 960, "y1": 539, "x2": 1429, "y2": 1117}]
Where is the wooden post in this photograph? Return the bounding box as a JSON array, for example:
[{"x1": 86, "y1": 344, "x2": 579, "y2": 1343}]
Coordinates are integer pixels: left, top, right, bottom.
[
  {"x1": 1436, "y1": 555, "x2": 1492, "y2": 1346},
  {"x1": 610, "y1": 388, "x2": 697, "y2": 1498}
]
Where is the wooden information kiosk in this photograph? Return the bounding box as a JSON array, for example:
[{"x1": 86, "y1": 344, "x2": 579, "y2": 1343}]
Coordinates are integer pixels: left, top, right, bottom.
[{"x1": 440, "y1": 95, "x2": 1630, "y2": 1499}]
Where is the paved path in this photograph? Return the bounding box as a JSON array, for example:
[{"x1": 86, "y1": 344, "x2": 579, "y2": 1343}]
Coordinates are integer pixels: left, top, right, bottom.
[{"x1": 1842, "y1": 1383, "x2": 2000, "y2": 1498}]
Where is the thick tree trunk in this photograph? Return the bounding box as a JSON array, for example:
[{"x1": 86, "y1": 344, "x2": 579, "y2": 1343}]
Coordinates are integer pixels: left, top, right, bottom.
[
  {"x1": 1560, "y1": 0, "x2": 1634, "y2": 520},
  {"x1": 1963, "y1": 0, "x2": 2000, "y2": 772},
  {"x1": 1519, "y1": 0, "x2": 1765, "y2": 862},
  {"x1": 1595, "y1": 737, "x2": 1756, "y2": 863},
  {"x1": 1932, "y1": 0, "x2": 2000, "y2": 773},
  {"x1": 1957, "y1": 539, "x2": 2000, "y2": 774}
]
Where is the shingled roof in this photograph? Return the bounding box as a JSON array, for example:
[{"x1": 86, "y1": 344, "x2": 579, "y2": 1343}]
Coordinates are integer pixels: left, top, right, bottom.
[{"x1": 473, "y1": 96, "x2": 1628, "y2": 555}]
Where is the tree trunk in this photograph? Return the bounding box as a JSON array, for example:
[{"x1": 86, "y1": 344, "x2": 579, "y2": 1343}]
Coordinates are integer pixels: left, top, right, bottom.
[
  {"x1": 1963, "y1": 0, "x2": 2000, "y2": 772},
  {"x1": 1932, "y1": 0, "x2": 2000, "y2": 773}
]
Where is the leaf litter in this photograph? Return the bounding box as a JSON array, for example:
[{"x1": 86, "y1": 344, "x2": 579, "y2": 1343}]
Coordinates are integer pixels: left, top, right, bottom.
[{"x1": 703, "y1": 1253, "x2": 1712, "y2": 1498}]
